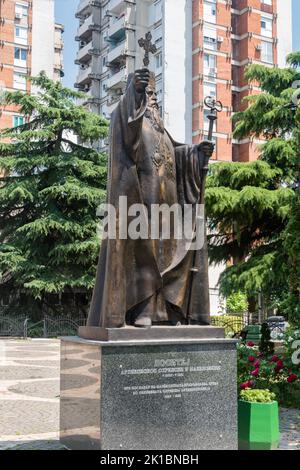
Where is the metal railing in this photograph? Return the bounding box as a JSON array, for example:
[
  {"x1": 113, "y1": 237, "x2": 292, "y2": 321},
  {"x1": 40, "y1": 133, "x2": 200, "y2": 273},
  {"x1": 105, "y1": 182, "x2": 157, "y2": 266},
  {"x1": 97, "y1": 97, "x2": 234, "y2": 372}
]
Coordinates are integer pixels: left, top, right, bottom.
[
  {"x1": 1, "y1": 315, "x2": 86, "y2": 339},
  {"x1": 0, "y1": 315, "x2": 26, "y2": 337}
]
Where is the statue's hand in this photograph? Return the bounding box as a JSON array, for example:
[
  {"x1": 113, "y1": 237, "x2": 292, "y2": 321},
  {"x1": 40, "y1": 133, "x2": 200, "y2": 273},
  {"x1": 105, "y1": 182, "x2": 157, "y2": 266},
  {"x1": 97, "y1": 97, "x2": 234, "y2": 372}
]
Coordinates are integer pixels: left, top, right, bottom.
[
  {"x1": 134, "y1": 68, "x2": 150, "y2": 93},
  {"x1": 198, "y1": 140, "x2": 215, "y2": 160}
]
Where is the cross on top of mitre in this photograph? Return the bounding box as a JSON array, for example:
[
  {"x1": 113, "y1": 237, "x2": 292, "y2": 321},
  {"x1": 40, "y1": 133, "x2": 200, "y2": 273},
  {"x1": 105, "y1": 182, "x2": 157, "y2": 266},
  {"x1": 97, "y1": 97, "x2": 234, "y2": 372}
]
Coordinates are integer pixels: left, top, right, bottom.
[{"x1": 138, "y1": 32, "x2": 157, "y2": 67}]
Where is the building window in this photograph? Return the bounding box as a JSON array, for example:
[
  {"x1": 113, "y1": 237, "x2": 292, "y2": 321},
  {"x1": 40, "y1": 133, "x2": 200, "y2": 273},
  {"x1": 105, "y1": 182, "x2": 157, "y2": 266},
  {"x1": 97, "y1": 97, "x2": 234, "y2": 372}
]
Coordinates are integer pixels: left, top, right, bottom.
[
  {"x1": 156, "y1": 78, "x2": 163, "y2": 104},
  {"x1": 204, "y1": 110, "x2": 211, "y2": 131},
  {"x1": 203, "y1": 27, "x2": 217, "y2": 51},
  {"x1": 204, "y1": 53, "x2": 216, "y2": 74},
  {"x1": 154, "y1": 26, "x2": 162, "y2": 50},
  {"x1": 15, "y1": 3, "x2": 28, "y2": 18},
  {"x1": 261, "y1": 16, "x2": 272, "y2": 38},
  {"x1": 155, "y1": 52, "x2": 163, "y2": 70},
  {"x1": 154, "y1": 0, "x2": 162, "y2": 23},
  {"x1": 13, "y1": 72, "x2": 26, "y2": 90},
  {"x1": 14, "y1": 47, "x2": 27, "y2": 65},
  {"x1": 204, "y1": 81, "x2": 216, "y2": 99},
  {"x1": 262, "y1": 0, "x2": 272, "y2": 5},
  {"x1": 204, "y1": 1, "x2": 216, "y2": 24},
  {"x1": 13, "y1": 115, "x2": 24, "y2": 128},
  {"x1": 15, "y1": 26, "x2": 28, "y2": 45},
  {"x1": 261, "y1": 41, "x2": 273, "y2": 63}
]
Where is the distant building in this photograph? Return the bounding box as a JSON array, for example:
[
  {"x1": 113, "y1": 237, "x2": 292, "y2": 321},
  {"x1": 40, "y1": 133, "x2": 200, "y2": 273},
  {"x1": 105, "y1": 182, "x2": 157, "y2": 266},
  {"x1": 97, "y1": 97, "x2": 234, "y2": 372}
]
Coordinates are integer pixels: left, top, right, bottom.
[
  {"x1": 54, "y1": 22, "x2": 65, "y2": 83},
  {"x1": 0, "y1": 0, "x2": 64, "y2": 133},
  {"x1": 74, "y1": 0, "x2": 292, "y2": 314}
]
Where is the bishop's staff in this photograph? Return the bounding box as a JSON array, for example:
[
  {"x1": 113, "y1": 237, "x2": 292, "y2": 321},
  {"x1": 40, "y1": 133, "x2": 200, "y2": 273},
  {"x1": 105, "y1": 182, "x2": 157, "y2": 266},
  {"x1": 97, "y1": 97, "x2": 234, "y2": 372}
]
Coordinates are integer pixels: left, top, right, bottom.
[{"x1": 187, "y1": 96, "x2": 223, "y2": 324}]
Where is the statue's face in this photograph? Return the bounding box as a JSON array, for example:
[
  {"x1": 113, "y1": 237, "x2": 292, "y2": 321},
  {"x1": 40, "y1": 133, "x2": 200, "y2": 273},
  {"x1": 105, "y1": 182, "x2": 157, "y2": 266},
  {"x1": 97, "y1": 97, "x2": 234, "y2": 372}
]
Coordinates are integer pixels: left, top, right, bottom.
[{"x1": 146, "y1": 86, "x2": 159, "y2": 110}]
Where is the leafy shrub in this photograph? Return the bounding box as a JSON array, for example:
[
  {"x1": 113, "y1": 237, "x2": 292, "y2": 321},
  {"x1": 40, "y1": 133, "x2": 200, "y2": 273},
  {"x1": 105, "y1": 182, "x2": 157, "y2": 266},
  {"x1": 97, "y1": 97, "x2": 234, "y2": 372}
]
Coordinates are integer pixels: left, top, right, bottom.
[
  {"x1": 240, "y1": 388, "x2": 276, "y2": 403},
  {"x1": 226, "y1": 292, "x2": 248, "y2": 315}
]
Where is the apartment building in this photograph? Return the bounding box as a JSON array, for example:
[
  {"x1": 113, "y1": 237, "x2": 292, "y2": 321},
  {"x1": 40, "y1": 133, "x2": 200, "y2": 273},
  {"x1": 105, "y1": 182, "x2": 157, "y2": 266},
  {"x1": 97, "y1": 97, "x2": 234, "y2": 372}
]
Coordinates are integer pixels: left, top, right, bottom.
[
  {"x1": 0, "y1": 0, "x2": 64, "y2": 132},
  {"x1": 75, "y1": 0, "x2": 292, "y2": 145},
  {"x1": 74, "y1": 0, "x2": 292, "y2": 314},
  {"x1": 54, "y1": 22, "x2": 64, "y2": 83}
]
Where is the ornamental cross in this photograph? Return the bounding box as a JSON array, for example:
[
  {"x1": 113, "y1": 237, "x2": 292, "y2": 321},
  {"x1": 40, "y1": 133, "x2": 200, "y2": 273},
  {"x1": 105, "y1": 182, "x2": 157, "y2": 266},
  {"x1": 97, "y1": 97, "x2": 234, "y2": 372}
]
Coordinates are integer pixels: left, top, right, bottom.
[{"x1": 138, "y1": 32, "x2": 157, "y2": 67}]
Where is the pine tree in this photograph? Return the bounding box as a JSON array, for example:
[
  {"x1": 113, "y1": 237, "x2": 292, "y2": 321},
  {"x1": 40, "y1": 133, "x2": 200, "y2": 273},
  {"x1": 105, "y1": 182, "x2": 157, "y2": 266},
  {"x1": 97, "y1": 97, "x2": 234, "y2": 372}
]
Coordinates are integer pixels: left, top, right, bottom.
[
  {"x1": 0, "y1": 73, "x2": 109, "y2": 317},
  {"x1": 206, "y1": 53, "x2": 300, "y2": 324}
]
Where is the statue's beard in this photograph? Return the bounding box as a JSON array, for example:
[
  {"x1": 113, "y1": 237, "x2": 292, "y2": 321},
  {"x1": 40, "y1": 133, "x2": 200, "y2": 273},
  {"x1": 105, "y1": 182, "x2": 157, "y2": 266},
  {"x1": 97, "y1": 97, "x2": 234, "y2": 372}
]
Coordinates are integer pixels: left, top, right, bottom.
[{"x1": 145, "y1": 105, "x2": 164, "y2": 133}]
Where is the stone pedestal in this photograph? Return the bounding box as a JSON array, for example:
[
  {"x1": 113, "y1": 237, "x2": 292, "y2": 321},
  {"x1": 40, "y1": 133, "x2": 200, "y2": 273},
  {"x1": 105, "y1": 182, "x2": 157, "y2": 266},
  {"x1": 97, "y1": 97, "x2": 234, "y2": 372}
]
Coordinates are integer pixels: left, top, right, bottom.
[{"x1": 60, "y1": 328, "x2": 238, "y2": 450}]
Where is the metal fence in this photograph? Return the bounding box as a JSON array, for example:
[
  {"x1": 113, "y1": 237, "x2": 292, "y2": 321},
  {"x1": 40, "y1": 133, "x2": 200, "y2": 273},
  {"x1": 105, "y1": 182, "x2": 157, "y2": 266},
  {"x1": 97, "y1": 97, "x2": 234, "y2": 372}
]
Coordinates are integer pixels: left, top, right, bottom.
[
  {"x1": 0, "y1": 314, "x2": 287, "y2": 339},
  {"x1": 0, "y1": 315, "x2": 26, "y2": 337},
  {"x1": 0, "y1": 315, "x2": 86, "y2": 338},
  {"x1": 24, "y1": 315, "x2": 87, "y2": 338}
]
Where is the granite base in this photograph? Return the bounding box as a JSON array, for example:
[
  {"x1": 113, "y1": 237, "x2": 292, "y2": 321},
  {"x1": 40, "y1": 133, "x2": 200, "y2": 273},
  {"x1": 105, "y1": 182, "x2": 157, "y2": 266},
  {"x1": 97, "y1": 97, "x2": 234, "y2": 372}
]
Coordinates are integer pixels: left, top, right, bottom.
[{"x1": 60, "y1": 334, "x2": 238, "y2": 450}]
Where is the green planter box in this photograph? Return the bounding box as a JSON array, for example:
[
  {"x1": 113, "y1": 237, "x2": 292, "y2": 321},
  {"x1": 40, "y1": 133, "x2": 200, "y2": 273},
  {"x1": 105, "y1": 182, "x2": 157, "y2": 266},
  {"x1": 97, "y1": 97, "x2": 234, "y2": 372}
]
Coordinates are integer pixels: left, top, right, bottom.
[{"x1": 238, "y1": 400, "x2": 280, "y2": 450}]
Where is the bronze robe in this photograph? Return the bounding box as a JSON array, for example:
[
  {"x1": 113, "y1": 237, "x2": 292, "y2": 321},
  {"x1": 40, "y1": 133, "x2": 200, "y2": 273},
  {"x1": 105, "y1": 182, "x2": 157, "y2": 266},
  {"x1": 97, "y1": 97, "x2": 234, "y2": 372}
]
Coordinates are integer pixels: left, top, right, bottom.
[{"x1": 87, "y1": 78, "x2": 210, "y2": 328}]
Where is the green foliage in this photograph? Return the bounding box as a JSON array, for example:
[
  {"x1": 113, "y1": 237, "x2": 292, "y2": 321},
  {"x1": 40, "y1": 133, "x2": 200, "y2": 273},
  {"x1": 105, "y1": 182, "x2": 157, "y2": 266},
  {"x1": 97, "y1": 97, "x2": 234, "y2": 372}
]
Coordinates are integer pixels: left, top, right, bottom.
[
  {"x1": 259, "y1": 323, "x2": 275, "y2": 356},
  {"x1": 206, "y1": 53, "x2": 300, "y2": 323},
  {"x1": 226, "y1": 291, "x2": 248, "y2": 314},
  {"x1": 0, "y1": 73, "x2": 109, "y2": 315},
  {"x1": 240, "y1": 388, "x2": 276, "y2": 404}
]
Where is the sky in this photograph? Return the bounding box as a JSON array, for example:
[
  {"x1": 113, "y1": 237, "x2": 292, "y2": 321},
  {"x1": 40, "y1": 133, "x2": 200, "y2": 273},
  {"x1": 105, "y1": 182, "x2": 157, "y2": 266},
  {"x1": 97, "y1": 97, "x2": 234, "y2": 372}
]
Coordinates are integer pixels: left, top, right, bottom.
[{"x1": 55, "y1": 0, "x2": 300, "y2": 90}]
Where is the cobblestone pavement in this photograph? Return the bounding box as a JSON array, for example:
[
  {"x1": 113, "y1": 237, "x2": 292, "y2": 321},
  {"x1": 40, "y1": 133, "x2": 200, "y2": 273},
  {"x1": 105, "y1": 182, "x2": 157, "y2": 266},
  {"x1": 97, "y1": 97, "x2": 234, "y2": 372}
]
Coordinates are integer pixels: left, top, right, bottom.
[
  {"x1": 0, "y1": 338, "x2": 299, "y2": 450},
  {"x1": 0, "y1": 338, "x2": 65, "y2": 450},
  {"x1": 279, "y1": 408, "x2": 300, "y2": 450}
]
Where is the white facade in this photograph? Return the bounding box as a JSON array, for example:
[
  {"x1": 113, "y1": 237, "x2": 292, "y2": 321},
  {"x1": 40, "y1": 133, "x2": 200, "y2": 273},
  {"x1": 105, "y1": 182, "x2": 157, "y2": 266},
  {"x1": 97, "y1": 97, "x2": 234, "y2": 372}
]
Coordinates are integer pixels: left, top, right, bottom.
[
  {"x1": 277, "y1": 0, "x2": 293, "y2": 67},
  {"x1": 163, "y1": 0, "x2": 192, "y2": 143},
  {"x1": 31, "y1": 0, "x2": 55, "y2": 79}
]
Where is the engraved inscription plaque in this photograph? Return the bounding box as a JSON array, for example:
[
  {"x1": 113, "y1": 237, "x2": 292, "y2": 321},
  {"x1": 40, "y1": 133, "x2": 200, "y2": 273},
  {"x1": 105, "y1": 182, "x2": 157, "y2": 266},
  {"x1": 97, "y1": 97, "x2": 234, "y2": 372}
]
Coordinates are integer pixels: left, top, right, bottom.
[{"x1": 101, "y1": 343, "x2": 237, "y2": 450}]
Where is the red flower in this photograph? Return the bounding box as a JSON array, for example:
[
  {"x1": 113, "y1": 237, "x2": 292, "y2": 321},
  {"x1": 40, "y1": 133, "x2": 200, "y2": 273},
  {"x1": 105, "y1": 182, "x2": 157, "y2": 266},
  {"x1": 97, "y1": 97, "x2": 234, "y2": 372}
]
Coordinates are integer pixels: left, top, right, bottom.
[
  {"x1": 277, "y1": 360, "x2": 284, "y2": 370},
  {"x1": 248, "y1": 356, "x2": 255, "y2": 363},
  {"x1": 251, "y1": 368, "x2": 260, "y2": 377},
  {"x1": 271, "y1": 355, "x2": 279, "y2": 363},
  {"x1": 240, "y1": 380, "x2": 254, "y2": 390},
  {"x1": 247, "y1": 341, "x2": 255, "y2": 347},
  {"x1": 254, "y1": 360, "x2": 260, "y2": 368},
  {"x1": 287, "y1": 374, "x2": 298, "y2": 383}
]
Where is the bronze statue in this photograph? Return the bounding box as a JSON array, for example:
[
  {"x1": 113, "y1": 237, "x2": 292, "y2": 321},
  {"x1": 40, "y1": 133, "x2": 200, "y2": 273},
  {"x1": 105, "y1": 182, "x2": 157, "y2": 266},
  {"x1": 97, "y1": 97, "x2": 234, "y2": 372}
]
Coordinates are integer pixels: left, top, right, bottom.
[{"x1": 86, "y1": 66, "x2": 215, "y2": 329}]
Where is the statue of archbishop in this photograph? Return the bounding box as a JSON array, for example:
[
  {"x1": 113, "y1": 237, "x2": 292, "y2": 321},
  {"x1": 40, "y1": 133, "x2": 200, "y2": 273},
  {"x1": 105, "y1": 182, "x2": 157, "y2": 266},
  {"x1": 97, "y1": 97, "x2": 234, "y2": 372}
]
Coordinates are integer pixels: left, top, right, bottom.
[{"x1": 87, "y1": 69, "x2": 214, "y2": 328}]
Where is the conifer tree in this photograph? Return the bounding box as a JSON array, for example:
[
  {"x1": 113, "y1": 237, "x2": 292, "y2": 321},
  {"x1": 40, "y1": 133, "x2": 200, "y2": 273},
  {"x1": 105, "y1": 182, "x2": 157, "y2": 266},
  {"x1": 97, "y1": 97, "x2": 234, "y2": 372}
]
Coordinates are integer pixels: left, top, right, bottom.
[
  {"x1": 206, "y1": 53, "x2": 300, "y2": 323},
  {"x1": 0, "y1": 73, "x2": 109, "y2": 316}
]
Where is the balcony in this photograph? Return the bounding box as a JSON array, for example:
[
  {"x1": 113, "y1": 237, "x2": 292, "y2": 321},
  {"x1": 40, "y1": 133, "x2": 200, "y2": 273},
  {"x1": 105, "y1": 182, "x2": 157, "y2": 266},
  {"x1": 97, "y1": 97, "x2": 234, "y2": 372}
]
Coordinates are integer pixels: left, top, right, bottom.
[
  {"x1": 76, "y1": 15, "x2": 94, "y2": 41},
  {"x1": 106, "y1": 99, "x2": 119, "y2": 115},
  {"x1": 76, "y1": 0, "x2": 92, "y2": 19},
  {"x1": 76, "y1": 41, "x2": 92, "y2": 63},
  {"x1": 77, "y1": 89, "x2": 94, "y2": 106},
  {"x1": 76, "y1": 64, "x2": 92, "y2": 86},
  {"x1": 107, "y1": 40, "x2": 128, "y2": 65},
  {"x1": 108, "y1": 14, "x2": 127, "y2": 42},
  {"x1": 55, "y1": 39, "x2": 64, "y2": 50},
  {"x1": 109, "y1": 0, "x2": 127, "y2": 16},
  {"x1": 106, "y1": 68, "x2": 127, "y2": 90}
]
